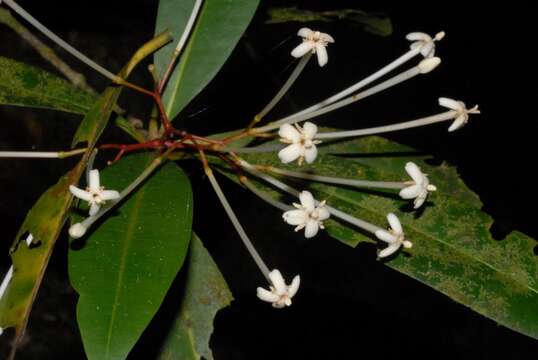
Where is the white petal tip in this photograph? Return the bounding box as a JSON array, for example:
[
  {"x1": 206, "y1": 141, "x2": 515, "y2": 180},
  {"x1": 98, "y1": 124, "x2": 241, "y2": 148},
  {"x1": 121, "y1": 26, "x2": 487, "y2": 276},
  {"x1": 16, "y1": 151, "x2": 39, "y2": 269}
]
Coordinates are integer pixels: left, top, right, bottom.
[
  {"x1": 434, "y1": 31, "x2": 446, "y2": 41},
  {"x1": 69, "y1": 223, "x2": 87, "y2": 239},
  {"x1": 418, "y1": 57, "x2": 441, "y2": 73}
]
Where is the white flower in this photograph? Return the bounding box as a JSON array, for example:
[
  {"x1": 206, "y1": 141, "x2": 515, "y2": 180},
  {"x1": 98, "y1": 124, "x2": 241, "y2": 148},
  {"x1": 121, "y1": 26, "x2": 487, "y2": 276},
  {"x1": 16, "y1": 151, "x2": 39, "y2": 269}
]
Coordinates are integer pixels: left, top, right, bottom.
[
  {"x1": 438, "y1": 97, "x2": 480, "y2": 132},
  {"x1": 256, "y1": 269, "x2": 300, "y2": 308},
  {"x1": 399, "y1": 162, "x2": 437, "y2": 209},
  {"x1": 406, "y1": 31, "x2": 445, "y2": 58},
  {"x1": 278, "y1": 122, "x2": 321, "y2": 165},
  {"x1": 69, "y1": 169, "x2": 120, "y2": 216},
  {"x1": 291, "y1": 27, "x2": 334, "y2": 67},
  {"x1": 375, "y1": 213, "x2": 412, "y2": 258},
  {"x1": 283, "y1": 190, "x2": 330, "y2": 238}
]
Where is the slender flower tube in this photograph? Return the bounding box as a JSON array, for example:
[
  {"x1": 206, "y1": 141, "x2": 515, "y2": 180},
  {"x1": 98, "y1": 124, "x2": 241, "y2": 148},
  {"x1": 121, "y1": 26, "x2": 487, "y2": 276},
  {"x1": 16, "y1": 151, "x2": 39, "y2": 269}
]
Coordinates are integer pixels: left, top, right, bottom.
[
  {"x1": 254, "y1": 57, "x2": 442, "y2": 133},
  {"x1": 291, "y1": 28, "x2": 334, "y2": 67},
  {"x1": 205, "y1": 168, "x2": 272, "y2": 282},
  {"x1": 315, "y1": 97, "x2": 479, "y2": 140},
  {"x1": 237, "y1": 159, "x2": 383, "y2": 236},
  {"x1": 0, "y1": 148, "x2": 87, "y2": 158},
  {"x1": 268, "y1": 31, "x2": 445, "y2": 124},
  {"x1": 375, "y1": 213, "x2": 412, "y2": 258},
  {"x1": 257, "y1": 269, "x2": 300, "y2": 308}
]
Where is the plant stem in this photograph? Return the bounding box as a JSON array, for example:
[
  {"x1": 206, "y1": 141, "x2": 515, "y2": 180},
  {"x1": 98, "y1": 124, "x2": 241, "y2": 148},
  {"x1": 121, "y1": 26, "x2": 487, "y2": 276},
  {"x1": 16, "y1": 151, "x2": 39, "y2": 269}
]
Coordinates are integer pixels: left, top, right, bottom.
[{"x1": 205, "y1": 167, "x2": 272, "y2": 282}]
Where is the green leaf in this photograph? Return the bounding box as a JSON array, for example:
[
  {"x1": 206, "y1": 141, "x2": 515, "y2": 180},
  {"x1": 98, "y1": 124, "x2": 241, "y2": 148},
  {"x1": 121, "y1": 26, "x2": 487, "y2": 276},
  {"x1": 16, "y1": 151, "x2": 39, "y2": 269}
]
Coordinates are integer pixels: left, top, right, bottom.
[
  {"x1": 0, "y1": 34, "x2": 171, "y2": 357},
  {"x1": 155, "y1": 0, "x2": 260, "y2": 120},
  {"x1": 157, "y1": 233, "x2": 232, "y2": 360},
  {"x1": 0, "y1": 78, "x2": 121, "y2": 353},
  {"x1": 69, "y1": 154, "x2": 193, "y2": 360},
  {"x1": 0, "y1": 56, "x2": 95, "y2": 114},
  {"x1": 266, "y1": 7, "x2": 392, "y2": 37},
  {"x1": 221, "y1": 136, "x2": 538, "y2": 339}
]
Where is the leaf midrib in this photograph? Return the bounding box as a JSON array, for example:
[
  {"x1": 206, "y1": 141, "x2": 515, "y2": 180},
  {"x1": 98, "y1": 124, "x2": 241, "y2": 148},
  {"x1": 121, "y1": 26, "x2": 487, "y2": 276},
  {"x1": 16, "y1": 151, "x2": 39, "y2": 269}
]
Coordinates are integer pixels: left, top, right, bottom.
[{"x1": 104, "y1": 188, "x2": 144, "y2": 358}]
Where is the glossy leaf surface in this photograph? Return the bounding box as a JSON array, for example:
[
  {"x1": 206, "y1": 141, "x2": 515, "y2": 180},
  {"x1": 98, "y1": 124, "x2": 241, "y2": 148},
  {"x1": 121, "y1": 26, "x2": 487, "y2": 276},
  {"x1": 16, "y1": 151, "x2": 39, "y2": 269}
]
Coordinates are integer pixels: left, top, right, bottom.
[
  {"x1": 69, "y1": 154, "x2": 193, "y2": 360},
  {"x1": 0, "y1": 56, "x2": 94, "y2": 114},
  {"x1": 154, "y1": 0, "x2": 260, "y2": 120},
  {"x1": 157, "y1": 233, "x2": 232, "y2": 360},
  {"x1": 222, "y1": 135, "x2": 538, "y2": 339}
]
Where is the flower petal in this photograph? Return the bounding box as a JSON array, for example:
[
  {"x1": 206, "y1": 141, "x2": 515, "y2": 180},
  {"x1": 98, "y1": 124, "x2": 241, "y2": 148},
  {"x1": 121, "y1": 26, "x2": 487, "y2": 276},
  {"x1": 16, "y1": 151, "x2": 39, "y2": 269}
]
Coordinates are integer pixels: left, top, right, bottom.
[
  {"x1": 320, "y1": 33, "x2": 335, "y2": 43},
  {"x1": 100, "y1": 190, "x2": 120, "y2": 201},
  {"x1": 387, "y1": 213, "x2": 403, "y2": 235},
  {"x1": 302, "y1": 122, "x2": 318, "y2": 139},
  {"x1": 303, "y1": 146, "x2": 318, "y2": 164},
  {"x1": 278, "y1": 123, "x2": 301, "y2": 143},
  {"x1": 283, "y1": 209, "x2": 307, "y2": 226},
  {"x1": 399, "y1": 185, "x2": 421, "y2": 199},
  {"x1": 299, "y1": 191, "x2": 315, "y2": 212},
  {"x1": 89, "y1": 203, "x2": 100, "y2": 216},
  {"x1": 278, "y1": 144, "x2": 302, "y2": 164},
  {"x1": 448, "y1": 114, "x2": 466, "y2": 132},
  {"x1": 406, "y1": 32, "x2": 430, "y2": 41},
  {"x1": 378, "y1": 243, "x2": 401, "y2": 258},
  {"x1": 315, "y1": 43, "x2": 328, "y2": 67},
  {"x1": 304, "y1": 219, "x2": 320, "y2": 238},
  {"x1": 269, "y1": 269, "x2": 287, "y2": 295},
  {"x1": 288, "y1": 275, "x2": 301, "y2": 298},
  {"x1": 405, "y1": 162, "x2": 424, "y2": 185},
  {"x1": 297, "y1": 27, "x2": 313, "y2": 38},
  {"x1": 291, "y1": 41, "x2": 314, "y2": 58},
  {"x1": 375, "y1": 229, "x2": 396, "y2": 244},
  {"x1": 414, "y1": 195, "x2": 426, "y2": 209},
  {"x1": 438, "y1": 97, "x2": 462, "y2": 111},
  {"x1": 316, "y1": 205, "x2": 330, "y2": 221},
  {"x1": 88, "y1": 169, "x2": 100, "y2": 192},
  {"x1": 257, "y1": 287, "x2": 279, "y2": 303},
  {"x1": 420, "y1": 41, "x2": 435, "y2": 57},
  {"x1": 69, "y1": 185, "x2": 92, "y2": 201}
]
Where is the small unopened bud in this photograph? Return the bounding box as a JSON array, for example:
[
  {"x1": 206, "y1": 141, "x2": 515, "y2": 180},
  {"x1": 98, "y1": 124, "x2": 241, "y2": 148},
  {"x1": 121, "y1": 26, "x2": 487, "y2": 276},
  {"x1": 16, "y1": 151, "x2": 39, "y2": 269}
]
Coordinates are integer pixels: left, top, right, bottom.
[
  {"x1": 418, "y1": 57, "x2": 441, "y2": 73},
  {"x1": 69, "y1": 223, "x2": 87, "y2": 238}
]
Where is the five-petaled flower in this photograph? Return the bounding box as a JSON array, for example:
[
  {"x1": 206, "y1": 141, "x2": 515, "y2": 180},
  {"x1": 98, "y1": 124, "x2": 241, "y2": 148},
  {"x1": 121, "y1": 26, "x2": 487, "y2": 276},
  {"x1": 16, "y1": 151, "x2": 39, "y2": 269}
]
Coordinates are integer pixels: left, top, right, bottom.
[
  {"x1": 406, "y1": 31, "x2": 445, "y2": 58},
  {"x1": 69, "y1": 169, "x2": 120, "y2": 216},
  {"x1": 399, "y1": 162, "x2": 437, "y2": 209},
  {"x1": 278, "y1": 122, "x2": 321, "y2": 165},
  {"x1": 291, "y1": 27, "x2": 334, "y2": 67},
  {"x1": 283, "y1": 190, "x2": 330, "y2": 238},
  {"x1": 257, "y1": 269, "x2": 300, "y2": 308},
  {"x1": 438, "y1": 97, "x2": 480, "y2": 132},
  {"x1": 375, "y1": 213, "x2": 412, "y2": 258}
]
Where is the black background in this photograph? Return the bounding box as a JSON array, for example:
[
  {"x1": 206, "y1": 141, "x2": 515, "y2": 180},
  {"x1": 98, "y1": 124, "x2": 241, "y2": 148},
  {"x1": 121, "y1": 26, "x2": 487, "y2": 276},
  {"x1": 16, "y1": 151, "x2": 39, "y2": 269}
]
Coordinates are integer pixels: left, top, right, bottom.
[{"x1": 1, "y1": 0, "x2": 537, "y2": 359}]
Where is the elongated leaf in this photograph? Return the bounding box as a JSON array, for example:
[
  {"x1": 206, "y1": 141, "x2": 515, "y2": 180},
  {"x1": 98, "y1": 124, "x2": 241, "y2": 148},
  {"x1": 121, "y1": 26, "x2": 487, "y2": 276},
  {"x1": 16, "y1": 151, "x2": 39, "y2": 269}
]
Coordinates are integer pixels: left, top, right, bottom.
[
  {"x1": 69, "y1": 154, "x2": 193, "y2": 360},
  {"x1": 0, "y1": 34, "x2": 171, "y2": 358},
  {"x1": 267, "y1": 7, "x2": 392, "y2": 36},
  {"x1": 155, "y1": 0, "x2": 260, "y2": 120},
  {"x1": 157, "y1": 233, "x2": 232, "y2": 360},
  {"x1": 219, "y1": 136, "x2": 538, "y2": 339},
  {"x1": 0, "y1": 56, "x2": 95, "y2": 114}
]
